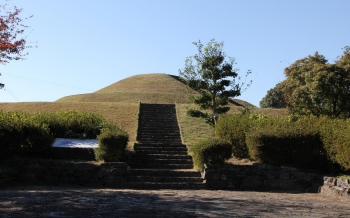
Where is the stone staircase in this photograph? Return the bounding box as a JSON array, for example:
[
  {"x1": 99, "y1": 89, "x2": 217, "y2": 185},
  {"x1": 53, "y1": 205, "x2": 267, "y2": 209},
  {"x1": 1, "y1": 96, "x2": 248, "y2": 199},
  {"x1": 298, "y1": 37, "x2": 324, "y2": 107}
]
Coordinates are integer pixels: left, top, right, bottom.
[{"x1": 127, "y1": 103, "x2": 205, "y2": 189}]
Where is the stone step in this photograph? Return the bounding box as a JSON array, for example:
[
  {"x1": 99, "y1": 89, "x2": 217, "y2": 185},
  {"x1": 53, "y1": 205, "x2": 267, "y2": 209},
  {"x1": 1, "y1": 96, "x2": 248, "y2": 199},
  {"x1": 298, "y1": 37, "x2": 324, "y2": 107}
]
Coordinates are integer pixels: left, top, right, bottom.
[
  {"x1": 134, "y1": 144, "x2": 187, "y2": 150},
  {"x1": 139, "y1": 113, "x2": 177, "y2": 116},
  {"x1": 135, "y1": 143, "x2": 186, "y2": 146},
  {"x1": 137, "y1": 135, "x2": 181, "y2": 139},
  {"x1": 137, "y1": 137, "x2": 181, "y2": 142},
  {"x1": 129, "y1": 158, "x2": 193, "y2": 165},
  {"x1": 137, "y1": 128, "x2": 179, "y2": 131},
  {"x1": 138, "y1": 127, "x2": 179, "y2": 131},
  {"x1": 134, "y1": 150, "x2": 188, "y2": 155},
  {"x1": 137, "y1": 141, "x2": 183, "y2": 144},
  {"x1": 137, "y1": 137, "x2": 182, "y2": 141},
  {"x1": 132, "y1": 154, "x2": 192, "y2": 159},
  {"x1": 127, "y1": 176, "x2": 203, "y2": 183},
  {"x1": 138, "y1": 123, "x2": 178, "y2": 126},
  {"x1": 137, "y1": 133, "x2": 180, "y2": 136},
  {"x1": 129, "y1": 163, "x2": 194, "y2": 169},
  {"x1": 126, "y1": 182, "x2": 206, "y2": 189},
  {"x1": 127, "y1": 169, "x2": 201, "y2": 177},
  {"x1": 139, "y1": 116, "x2": 177, "y2": 118}
]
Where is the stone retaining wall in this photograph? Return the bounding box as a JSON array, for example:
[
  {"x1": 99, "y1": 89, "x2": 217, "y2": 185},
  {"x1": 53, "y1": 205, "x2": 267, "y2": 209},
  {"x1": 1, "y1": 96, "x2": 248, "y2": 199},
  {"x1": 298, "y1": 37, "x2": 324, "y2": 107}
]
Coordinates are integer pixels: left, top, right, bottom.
[
  {"x1": 203, "y1": 163, "x2": 324, "y2": 193},
  {"x1": 0, "y1": 160, "x2": 127, "y2": 188},
  {"x1": 320, "y1": 177, "x2": 350, "y2": 199},
  {"x1": 49, "y1": 147, "x2": 96, "y2": 160}
]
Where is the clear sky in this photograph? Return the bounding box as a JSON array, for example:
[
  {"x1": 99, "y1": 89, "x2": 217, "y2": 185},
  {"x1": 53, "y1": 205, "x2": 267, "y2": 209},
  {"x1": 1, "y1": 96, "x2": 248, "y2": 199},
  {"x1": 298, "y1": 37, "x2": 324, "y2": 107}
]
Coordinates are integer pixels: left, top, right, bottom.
[{"x1": 0, "y1": 0, "x2": 349, "y2": 106}]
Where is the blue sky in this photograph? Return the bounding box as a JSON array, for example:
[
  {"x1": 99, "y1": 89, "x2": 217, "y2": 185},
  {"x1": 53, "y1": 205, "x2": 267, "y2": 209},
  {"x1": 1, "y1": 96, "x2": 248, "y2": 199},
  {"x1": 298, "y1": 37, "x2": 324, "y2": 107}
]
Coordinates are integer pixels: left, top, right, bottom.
[{"x1": 0, "y1": 0, "x2": 349, "y2": 106}]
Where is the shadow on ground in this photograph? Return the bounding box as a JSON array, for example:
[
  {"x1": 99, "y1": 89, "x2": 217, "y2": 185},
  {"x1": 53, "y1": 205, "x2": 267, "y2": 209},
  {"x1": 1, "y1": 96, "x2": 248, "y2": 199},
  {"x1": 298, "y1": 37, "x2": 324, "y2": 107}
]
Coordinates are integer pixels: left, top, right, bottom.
[{"x1": 1, "y1": 187, "x2": 349, "y2": 217}]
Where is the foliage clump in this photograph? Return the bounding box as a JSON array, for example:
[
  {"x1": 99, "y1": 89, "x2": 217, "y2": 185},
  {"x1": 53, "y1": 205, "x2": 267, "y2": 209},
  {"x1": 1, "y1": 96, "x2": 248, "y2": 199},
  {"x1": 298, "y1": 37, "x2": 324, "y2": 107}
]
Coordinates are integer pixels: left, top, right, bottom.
[
  {"x1": 259, "y1": 82, "x2": 286, "y2": 108},
  {"x1": 31, "y1": 110, "x2": 108, "y2": 139},
  {"x1": 216, "y1": 113, "x2": 350, "y2": 172},
  {"x1": 179, "y1": 39, "x2": 251, "y2": 126},
  {"x1": 94, "y1": 127, "x2": 128, "y2": 162},
  {"x1": 189, "y1": 138, "x2": 232, "y2": 171},
  {"x1": 245, "y1": 118, "x2": 330, "y2": 171},
  {"x1": 281, "y1": 47, "x2": 350, "y2": 118},
  {"x1": 0, "y1": 111, "x2": 54, "y2": 158},
  {"x1": 0, "y1": 110, "x2": 127, "y2": 161},
  {"x1": 0, "y1": 2, "x2": 35, "y2": 89}
]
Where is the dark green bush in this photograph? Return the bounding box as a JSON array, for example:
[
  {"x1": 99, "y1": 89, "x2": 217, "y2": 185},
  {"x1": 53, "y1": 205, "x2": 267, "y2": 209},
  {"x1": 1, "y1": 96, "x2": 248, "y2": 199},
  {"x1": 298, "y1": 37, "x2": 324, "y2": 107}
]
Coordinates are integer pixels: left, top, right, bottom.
[
  {"x1": 216, "y1": 114, "x2": 273, "y2": 158},
  {"x1": 94, "y1": 127, "x2": 129, "y2": 162},
  {"x1": 32, "y1": 110, "x2": 107, "y2": 139},
  {"x1": 0, "y1": 111, "x2": 54, "y2": 158},
  {"x1": 187, "y1": 109, "x2": 205, "y2": 118},
  {"x1": 216, "y1": 114, "x2": 250, "y2": 158},
  {"x1": 187, "y1": 109, "x2": 214, "y2": 125},
  {"x1": 189, "y1": 138, "x2": 232, "y2": 171},
  {"x1": 245, "y1": 118, "x2": 331, "y2": 172},
  {"x1": 216, "y1": 113, "x2": 350, "y2": 172},
  {"x1": 320, "y1": 119, "x2": 350, "y2": 171}
]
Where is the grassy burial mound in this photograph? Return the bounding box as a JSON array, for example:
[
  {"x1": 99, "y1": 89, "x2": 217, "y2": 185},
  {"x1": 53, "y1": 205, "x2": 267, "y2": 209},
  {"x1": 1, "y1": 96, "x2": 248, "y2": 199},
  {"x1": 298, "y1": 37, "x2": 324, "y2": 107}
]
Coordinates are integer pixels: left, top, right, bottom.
[{"x1": 56, "y1": 74, "x2": 196, "y2": 104}]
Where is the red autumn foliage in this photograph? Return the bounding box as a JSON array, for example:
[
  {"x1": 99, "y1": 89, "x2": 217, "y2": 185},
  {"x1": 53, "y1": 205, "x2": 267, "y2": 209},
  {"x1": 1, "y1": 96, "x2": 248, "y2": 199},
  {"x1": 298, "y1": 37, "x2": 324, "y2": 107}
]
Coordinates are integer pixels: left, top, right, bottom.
[
  {"x1": 0, "y1": 2, "x2": 33, "y2": 89},
  {"x1": 0, "y1": 3, "x2": 31, "y2": 64}
]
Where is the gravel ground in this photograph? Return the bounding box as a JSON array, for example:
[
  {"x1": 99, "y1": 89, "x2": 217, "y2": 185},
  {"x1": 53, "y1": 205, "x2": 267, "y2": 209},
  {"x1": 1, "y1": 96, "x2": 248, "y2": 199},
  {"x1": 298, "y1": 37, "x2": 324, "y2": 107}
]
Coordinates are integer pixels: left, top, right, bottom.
[{"x1": 0, "y1": 186, "x2": 349, "y2": 217}]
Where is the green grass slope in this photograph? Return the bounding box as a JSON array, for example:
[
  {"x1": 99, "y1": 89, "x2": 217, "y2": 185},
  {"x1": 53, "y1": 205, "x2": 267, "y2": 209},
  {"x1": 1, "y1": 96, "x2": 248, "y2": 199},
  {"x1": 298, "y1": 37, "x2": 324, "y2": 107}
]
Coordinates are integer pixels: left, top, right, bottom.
[{"x1": 56, "y1": 74, "x2": 196, "y2": 104}]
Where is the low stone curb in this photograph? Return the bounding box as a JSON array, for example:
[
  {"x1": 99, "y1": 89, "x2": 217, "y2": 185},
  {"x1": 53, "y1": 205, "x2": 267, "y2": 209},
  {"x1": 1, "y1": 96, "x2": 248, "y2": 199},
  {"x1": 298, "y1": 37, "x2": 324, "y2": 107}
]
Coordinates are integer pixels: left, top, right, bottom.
[{"x1": 320, "y1": 177, "x2": 350, "y2": 199}]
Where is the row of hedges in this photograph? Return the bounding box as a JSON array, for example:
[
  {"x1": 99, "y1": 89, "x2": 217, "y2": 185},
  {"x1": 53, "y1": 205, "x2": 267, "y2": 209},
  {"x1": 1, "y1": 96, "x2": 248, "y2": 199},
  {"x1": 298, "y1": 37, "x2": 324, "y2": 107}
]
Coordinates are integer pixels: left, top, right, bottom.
[
  {"x1": 0, "y1": 110, "x2": 128, "y2": 161},
  {"x1": 216, "y1": 114, "x2": 350, "y2": 172},
  {"x1": 0, "y1": 112, "x2": 54, "y2": 158},
  {"x1": 31, "y1": 110, "x2": 109, "y2": 139}
]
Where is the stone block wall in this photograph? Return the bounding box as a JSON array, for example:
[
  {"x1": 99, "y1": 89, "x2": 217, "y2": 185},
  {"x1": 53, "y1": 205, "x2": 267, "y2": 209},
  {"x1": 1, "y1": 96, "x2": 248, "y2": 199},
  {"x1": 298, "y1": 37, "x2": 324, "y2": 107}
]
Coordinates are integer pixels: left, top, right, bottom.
[
  {"x1": 203, "y1": 163, "x2": 324, "y2": 193},
  {"x1": 0, "y1": 159, "x2": 127, "y2": 188},
  {"x1": 320, "y1": 177, "x2": 350, "y2": 199},
  {"x1": 49, "y1": 147, "x2": 96, "y2": 161}
]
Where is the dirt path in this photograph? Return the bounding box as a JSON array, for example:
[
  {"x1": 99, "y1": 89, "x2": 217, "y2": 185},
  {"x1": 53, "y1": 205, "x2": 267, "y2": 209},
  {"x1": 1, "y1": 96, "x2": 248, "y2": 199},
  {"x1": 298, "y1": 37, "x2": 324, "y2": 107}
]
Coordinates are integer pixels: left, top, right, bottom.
[{"x1": 0, "y1": 186, "x2": 349, "y2": 217}]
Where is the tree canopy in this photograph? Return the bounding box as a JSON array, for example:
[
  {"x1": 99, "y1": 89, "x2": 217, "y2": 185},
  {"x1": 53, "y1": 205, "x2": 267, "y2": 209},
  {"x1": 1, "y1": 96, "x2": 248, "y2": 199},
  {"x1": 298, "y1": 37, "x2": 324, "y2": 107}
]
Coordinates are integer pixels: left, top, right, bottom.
[
  {"x1": 282, "y1": 47, "x2": 350, "y2": 118},
  {"x1": 259, "y1": 82, "x2": 286, "y2": 108},
  {"x1": 0, "y1": 2, "x2": 33, "y2": 89},
  {"x1": 179, "y1": 39, "x2": 251, "y2": 125}
]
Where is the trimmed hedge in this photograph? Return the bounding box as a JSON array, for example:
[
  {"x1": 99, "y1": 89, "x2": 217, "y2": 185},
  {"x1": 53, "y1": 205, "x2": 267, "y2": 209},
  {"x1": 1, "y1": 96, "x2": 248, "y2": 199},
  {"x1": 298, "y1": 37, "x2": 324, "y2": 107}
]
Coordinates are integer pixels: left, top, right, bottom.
[
  {"x1": 189, "y1": 138, "x2": 232, "y2": 171},
  {"x1": 0, "y1": 110, "x2": 121, "y2": 160},
  {"x1": 217, "y1": 113, "x2": 350, "y2": 172},
  {"x1": 245, "y1": 119, "x2": 330, "y2": 171},
  {"x1": 216, "y1": 113, "x2": 273, "y2": 158},
  {"x1": 31, "y1": 110, "x2": 108, "y2": 139},
  {"x1": 94, "y1": 127, "x2": 129, "y2": 162},
  {"x1": 320, "y1": 119, "x2": 350, "y2": 171},
  {"x1": 0, "y1": 112, "x2": 54, "y2": 158}
]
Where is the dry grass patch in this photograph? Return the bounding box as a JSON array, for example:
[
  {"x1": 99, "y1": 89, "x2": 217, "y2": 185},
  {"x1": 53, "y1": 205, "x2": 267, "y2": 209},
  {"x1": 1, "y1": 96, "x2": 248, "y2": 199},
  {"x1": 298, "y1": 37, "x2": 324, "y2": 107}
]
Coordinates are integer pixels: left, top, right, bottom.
[{"x1": 176, "y1": 104, "x2": 215, "y2": 146}]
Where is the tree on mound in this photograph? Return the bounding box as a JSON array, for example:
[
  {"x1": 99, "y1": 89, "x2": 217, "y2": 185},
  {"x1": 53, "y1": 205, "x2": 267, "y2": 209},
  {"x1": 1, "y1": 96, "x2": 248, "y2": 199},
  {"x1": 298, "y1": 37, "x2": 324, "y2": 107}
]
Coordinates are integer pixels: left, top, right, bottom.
[
  {"x1": 179, "y1": 39, "x2": 252, "y2": 126},
  {"x1": 0, "y1": 2, "x2": 34, "y2": 89}
]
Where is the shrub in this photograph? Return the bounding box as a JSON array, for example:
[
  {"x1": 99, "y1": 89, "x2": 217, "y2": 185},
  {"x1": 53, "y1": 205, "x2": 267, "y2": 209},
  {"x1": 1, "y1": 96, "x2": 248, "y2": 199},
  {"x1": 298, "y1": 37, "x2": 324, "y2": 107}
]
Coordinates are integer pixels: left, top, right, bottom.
[
  {"x1": 216, "y1": 114, "x2": 250, "y2": 158},
  {"x1": 187, "y1": 109, "x2": 214, "y2": 125},
  {"x1": 245, "y1": 118, "x2": 331, "y2": 172},
  {"x1": 32, "y1": 110, "x2": 108, "y2": 139},
  {"x1": 320, "y1": 119, "x2": 350, "y2": 171},
  {"x1": 0, "y1": 111, "x2": 54, "y2": 158},
  {"x1": 189, "y1": 138, "x2": 232, "y2": 171},
  {"x1": 216, "y1": 113, "x2": 272, "y2": 158},
  {"x1": 94, "y1": 127, "x2": 129, "y2": 162}
]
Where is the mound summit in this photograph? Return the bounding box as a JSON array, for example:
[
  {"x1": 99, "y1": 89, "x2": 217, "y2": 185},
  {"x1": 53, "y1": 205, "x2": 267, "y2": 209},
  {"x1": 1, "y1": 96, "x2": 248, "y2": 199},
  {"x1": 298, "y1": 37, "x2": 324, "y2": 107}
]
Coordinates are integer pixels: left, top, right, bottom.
[
  {"x1": 56, "y1": 73, "x2": 252, "y2": 106},
  {"x1": 56, "y1": 74, "x2": 195, "y2": 104}
]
